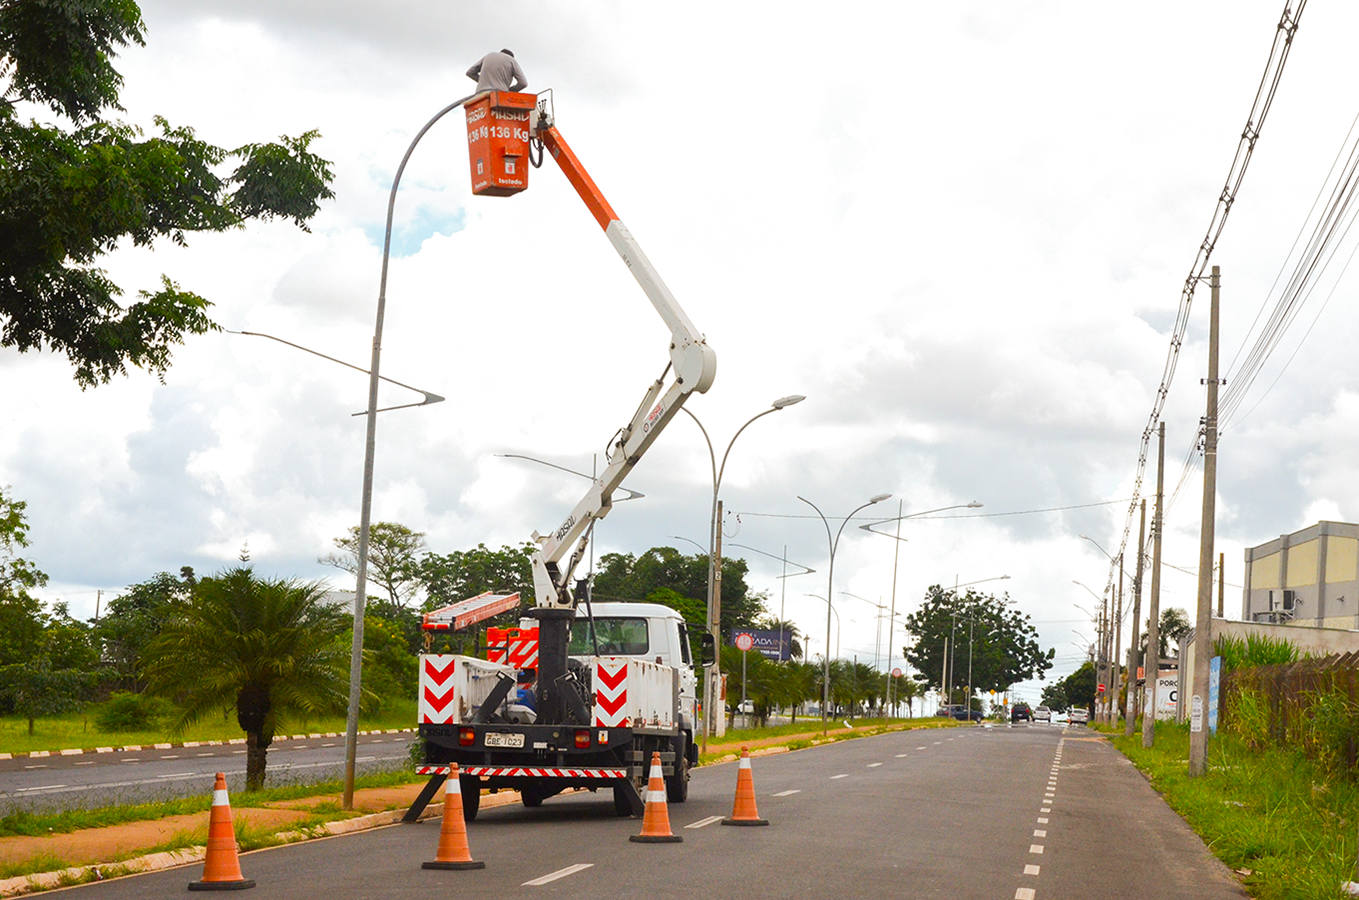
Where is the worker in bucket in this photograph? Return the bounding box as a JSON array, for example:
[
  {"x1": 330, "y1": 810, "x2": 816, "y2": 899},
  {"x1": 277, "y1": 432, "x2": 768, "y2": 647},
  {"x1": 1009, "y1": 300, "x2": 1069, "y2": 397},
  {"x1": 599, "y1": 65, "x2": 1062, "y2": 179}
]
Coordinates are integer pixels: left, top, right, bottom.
[{"x1": 467, "y1": 49, "x2": 527, "y2": 94}]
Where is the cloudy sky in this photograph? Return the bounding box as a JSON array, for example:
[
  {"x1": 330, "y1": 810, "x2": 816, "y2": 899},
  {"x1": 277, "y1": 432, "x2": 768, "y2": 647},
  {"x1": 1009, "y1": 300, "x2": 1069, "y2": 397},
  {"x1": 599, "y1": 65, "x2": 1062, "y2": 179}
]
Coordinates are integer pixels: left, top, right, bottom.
[{"x1": 8, "y1": 1, "x2": 1359, "y2": 704}]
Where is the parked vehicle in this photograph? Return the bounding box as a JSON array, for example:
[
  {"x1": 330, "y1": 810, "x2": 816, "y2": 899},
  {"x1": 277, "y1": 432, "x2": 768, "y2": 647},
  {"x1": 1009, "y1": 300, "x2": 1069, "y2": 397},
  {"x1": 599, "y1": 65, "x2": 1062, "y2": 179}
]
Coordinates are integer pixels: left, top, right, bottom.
[
  {"x1": 948, "y1": 704, "x2": 983, "y2": 721},
  {"x1": 1011, "y1": 703, "x2": 1032, "y2": 722},
  {"x1": 1033, "y1": 705, "x2": 1052, "y2": 723},
  {"x1": 1069, "y1": 707, "x2": 1089, "y2": 725}
]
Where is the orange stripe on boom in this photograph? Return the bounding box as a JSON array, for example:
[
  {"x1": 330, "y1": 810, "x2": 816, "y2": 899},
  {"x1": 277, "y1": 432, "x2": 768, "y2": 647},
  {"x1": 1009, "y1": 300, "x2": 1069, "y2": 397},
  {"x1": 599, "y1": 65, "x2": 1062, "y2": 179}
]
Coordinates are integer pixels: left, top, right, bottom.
[{"x1": 539, "y1": 126, "x2": 618, "y2": 231}]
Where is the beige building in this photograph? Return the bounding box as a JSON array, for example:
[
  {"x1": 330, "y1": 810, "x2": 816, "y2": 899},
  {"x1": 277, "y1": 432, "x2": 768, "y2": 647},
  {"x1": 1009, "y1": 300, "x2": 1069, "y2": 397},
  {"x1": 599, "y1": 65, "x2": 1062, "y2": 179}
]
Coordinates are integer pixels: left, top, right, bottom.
[{"x1": 1242, "y1": 520, "x2": 1359, "y2": 628}]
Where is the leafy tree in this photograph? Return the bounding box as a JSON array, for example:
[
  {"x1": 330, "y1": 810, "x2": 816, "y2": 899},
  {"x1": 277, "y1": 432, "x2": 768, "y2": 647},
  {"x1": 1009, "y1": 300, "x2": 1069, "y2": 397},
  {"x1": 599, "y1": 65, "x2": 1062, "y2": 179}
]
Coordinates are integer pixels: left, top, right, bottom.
[
  {"x1": 416, "y1": 542, "x2": 534, "y2": 655},
  {"x1": 593, "y1": 546, "x2": 766, "y2": 636},
  {"x1": 320, "y1": 522, "x2": 427, "y2": 610},
  {"x1": 352, "y1": 613, "x2": 416, "y2": 708},
  {"x1": 1155, "y1": 607, "x2": 1192, "y2": 657},
  {"x1": 0, "y1": 487, "x2": 46, "y2": 598},
  {"x1": 1061, "y1": 661, "x2": 1096, "y2": 710},
  {"x1": 0, "y1": 659, "x2": 91, "y2": 734},
  {"x1": 0, "y1": 0, "x2": 335, "y2": 386},
  {"x1": 93, "y1": 568, "x2": 194, "y2": 689},
  {"x1": 143, "y1": 566, "x2": 349, "y2": 790},
  {"x1": 902, "y1": 584, "x2": 1054, "y2": 695}
]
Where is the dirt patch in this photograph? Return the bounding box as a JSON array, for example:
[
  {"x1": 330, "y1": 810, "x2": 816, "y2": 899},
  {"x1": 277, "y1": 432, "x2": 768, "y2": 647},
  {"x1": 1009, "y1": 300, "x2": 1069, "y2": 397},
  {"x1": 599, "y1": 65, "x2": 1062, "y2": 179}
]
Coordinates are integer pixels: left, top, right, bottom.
[{"x1": 0, "y1": 783, "x2": 433, "y2": 875}]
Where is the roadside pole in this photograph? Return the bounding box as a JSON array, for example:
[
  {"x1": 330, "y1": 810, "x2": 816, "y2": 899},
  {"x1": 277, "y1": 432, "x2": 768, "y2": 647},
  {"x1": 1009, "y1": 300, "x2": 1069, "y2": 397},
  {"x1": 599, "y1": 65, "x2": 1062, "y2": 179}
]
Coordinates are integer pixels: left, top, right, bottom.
[
  {"x1": 1112, "y1": 561, "x2": 1124, "y2": 729},
  {"x1": 1143, "y1": 421, "x2": 1165, "y2": 747},
  {"x1": 1189, "y1": 266, "x2": 1221, "y2": 777},
  {"x1": 1124, "y1": 501, "x2": 1146, "y2": 737}
]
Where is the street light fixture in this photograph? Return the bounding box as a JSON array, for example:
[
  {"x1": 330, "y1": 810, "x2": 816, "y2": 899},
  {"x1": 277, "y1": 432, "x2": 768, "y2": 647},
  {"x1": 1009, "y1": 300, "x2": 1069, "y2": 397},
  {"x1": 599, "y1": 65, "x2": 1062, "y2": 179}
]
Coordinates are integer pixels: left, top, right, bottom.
[
  {"x1": 798, "y1": 493, "x2": 890, "y2": 735},
  {"x1": 858, "y1": 500, "x2": 983, "y2": 719},
  {"x1": 343, "y1": 92, "x2": 476, "y2": 810},
  {"x1": 682, "y1": 395, "x2": 805, "y2": 753}
]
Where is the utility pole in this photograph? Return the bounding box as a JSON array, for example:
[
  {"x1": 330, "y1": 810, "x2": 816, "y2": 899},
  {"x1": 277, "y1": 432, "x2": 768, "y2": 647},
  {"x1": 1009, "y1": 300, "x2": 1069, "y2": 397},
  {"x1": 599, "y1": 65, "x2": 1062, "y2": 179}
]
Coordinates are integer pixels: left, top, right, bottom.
[
  {"x1": 1125, "y1": 501, "x2": 1146, "y2": 736},
  {"x1": 1190, "y1": 265, "x2": 1221, "y2": 777},
  {"x1": 1099, "y1": 586, "x2": 1111, "y2": 724},
  {"x1": 1112, "y1": 560, "x2": 1123, "y2": 728},
  {"x1": 1223, "y1": 549, "x2": 1233, "y2": 619},
  {"x1": 1143, "y1": 422, "x2": 1165, "y2": 747}
]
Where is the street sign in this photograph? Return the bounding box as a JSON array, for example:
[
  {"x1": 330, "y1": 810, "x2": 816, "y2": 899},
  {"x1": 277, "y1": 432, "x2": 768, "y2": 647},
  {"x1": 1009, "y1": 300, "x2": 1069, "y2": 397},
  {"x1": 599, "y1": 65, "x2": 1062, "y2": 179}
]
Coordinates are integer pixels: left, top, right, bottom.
[
  {"x1": 891, "y1": 667, "x2": 902, "y2": 678},
  {"x1": 734, "y1": 632, "x2": 755, "y2": 652},
  {"x1": 1097, "y1": 683, "x2": 1106, "y2": 694}
]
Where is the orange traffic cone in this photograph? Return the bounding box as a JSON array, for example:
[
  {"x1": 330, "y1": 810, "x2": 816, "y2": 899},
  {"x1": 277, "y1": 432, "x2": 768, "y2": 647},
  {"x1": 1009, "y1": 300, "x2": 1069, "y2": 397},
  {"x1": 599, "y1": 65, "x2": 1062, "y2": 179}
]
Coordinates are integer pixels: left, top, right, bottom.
[
  {"x1": 721, "y1": 746, "x2": 768, "y2": 826},
  {"x1": 422, "y1": 763, "x2": 485, "y2": 870},
  {"x1": 629, "y1": 751, "x2": 682, "y2": 843},
  {"x1": 188, "y1": 773, "x2": 255, "y2": 891}
]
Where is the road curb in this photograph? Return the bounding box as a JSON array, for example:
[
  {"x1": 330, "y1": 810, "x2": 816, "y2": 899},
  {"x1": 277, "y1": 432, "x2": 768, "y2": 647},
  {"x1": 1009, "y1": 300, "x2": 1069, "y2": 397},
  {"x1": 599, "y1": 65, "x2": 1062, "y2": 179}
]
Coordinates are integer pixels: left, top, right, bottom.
[
  {"x1": 0, "y1": 791, "x2": 472, "y2": 898},
  {"x1": 0, "y1": 729, "x2": 418, "y2": 760}
]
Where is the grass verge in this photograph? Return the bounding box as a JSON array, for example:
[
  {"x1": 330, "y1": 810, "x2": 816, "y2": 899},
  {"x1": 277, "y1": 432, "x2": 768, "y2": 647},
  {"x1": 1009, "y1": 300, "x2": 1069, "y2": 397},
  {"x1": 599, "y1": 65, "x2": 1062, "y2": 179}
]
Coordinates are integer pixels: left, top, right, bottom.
[
  {"x1": 698, "y1": 716, "x2": 962, "y2": 764},
  {"x1": 0, "y1": 769, "x2": 425, "y2": 839},
  {"x1": 1112, "y1": 722, "x2": 1359, "y2": 900},
  {"x1": 0, "y1": 701, "x2": 417, "y2": 756}
]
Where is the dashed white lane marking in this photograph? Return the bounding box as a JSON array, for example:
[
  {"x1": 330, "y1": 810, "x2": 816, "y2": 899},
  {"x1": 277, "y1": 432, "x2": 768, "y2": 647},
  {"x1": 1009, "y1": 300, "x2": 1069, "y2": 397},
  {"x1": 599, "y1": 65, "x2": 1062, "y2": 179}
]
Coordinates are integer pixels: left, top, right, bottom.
[
  {"x1": 1041, "y1": 807, "x2": 1051, "y2": 813},
  {"x1": 685, "y1": 815, "x2": 724, "y2": 829},
  {"x1": 232, "y1": 750, "x2": 247, "y2": 755},
  {"x1": 157, "y1": 772, "x2": 195, "y2": 779},
  {"x1": 23, "y1": 765, "x2": 46, "y2": 770},
  {"x1": 895, "y1": 753, "x2": 909, "y2": 758},
  {"x1": 773, "y1": 789, "x2": 800, "y2": 797},
  {"x1": 523, "y1": 863, "x2": 593, "y2": 886},
  {"x1": 160, "y1": 755, "x2": 179, "y2": 759},
  {"x1": 1024, "y1": 864, "x2": 1040, "y2": 875},
  {"x1": 831, "y1": 774, "x2": 849, "y2": 780},
  {"x1": 75, "y1": 762, "x2": 94, "y2": 766},
  {"x1": 917, "y1": 746, "x2": 927, "y2": 750},
  {"x1": 1016, "y1": 887, "x2": 1036, "y2": 899},
  {"x1": 1029, "y1": 844, "x2": 1044, "y2": 854},
  {"x1": 197, "y1": 752, "x2": 214, "y2": 757},
  {"x1": 1034, "y1": 829, "x2": 1047, "y2": 837},
  {"x1": 1037, "y1": 817, "x2": 1048, "y2": 824},
  {"x1": 17, "y1": 785, "x2": 66, "y2": 792},
  {"x1": 932, "y1": 741, "x2": 941, "y2": 745},
  {"x1": 867, "y1": 763, "x2": 882, "y2": 768}
]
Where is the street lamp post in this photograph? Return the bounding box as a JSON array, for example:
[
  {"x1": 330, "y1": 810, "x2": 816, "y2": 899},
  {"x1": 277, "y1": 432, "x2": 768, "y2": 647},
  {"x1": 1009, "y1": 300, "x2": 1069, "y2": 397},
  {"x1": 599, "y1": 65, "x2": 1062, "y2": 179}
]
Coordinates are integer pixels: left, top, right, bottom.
[
  {"x1": 683, "y1": 396, "x2": 804, "y2": 753},
  {"x1": 798, "y1": 494, "x2": 891, "y2": 735},
  {"x1": 1073, "y1": 579, "x2": 1109, "y2": 722}
]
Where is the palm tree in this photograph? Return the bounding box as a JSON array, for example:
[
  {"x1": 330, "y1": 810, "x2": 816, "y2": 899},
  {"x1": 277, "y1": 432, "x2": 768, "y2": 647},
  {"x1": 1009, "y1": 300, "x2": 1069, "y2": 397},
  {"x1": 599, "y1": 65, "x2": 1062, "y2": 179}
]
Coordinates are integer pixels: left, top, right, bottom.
[{"x1": 144, "y1": 567, "x2": 350, "y2": 790}]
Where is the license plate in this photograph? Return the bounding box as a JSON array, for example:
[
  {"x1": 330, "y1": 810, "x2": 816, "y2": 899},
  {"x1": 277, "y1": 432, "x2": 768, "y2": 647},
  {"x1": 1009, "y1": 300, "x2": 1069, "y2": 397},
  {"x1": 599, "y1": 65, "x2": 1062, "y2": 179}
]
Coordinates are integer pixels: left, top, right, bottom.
[{"x1": 483, "y1": 732, "x2": 524, "y2": 748}]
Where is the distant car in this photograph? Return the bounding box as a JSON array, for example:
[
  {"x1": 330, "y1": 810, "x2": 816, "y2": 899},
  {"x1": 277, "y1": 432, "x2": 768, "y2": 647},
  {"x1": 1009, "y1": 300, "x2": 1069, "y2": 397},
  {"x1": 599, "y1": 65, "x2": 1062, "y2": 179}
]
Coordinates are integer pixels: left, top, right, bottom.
[
  {"x1": 1011, "y1": 704, "x2": 1032, "y2": 723},
  {"x1": 944, "y1": 704, "x2": 983, "y2": 721},
  {"x1": 1033, "y1": 706, "x2": 1052, "y2": 723},
  {"x1": 1069, "y1": 707, "x2": 1089, "y2": 725}
]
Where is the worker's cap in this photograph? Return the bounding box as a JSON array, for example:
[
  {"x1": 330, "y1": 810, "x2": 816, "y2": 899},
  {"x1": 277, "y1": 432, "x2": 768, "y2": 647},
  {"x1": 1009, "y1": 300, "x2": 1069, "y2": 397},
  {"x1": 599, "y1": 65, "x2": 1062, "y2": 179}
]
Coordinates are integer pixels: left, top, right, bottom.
[{"x1": 500, "y1": 48, "x2": 515, "y2": 57}]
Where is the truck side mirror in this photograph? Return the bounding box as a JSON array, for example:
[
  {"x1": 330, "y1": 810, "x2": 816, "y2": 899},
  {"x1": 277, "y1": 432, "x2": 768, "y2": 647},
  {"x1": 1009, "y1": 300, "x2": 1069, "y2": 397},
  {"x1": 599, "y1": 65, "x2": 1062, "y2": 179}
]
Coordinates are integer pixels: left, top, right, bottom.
[{"x1": 701, "y1": 633, "x2": 716, "y2": 667}]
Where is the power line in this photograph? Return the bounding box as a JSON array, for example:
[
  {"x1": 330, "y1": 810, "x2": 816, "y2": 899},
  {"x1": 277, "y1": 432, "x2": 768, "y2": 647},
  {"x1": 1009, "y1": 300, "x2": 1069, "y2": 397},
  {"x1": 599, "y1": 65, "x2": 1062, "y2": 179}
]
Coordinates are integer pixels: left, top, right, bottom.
[{"x1": 1106, "y1": 1, "x2": 1307, "y2": 588}]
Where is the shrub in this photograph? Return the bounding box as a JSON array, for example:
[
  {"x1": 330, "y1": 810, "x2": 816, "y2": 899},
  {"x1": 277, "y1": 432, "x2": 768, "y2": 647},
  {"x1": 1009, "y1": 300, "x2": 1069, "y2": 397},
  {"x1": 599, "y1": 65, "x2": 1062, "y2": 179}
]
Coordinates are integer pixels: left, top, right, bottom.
[{"x1": 94, "y1": 691, "x2": 172, "y2": 731}]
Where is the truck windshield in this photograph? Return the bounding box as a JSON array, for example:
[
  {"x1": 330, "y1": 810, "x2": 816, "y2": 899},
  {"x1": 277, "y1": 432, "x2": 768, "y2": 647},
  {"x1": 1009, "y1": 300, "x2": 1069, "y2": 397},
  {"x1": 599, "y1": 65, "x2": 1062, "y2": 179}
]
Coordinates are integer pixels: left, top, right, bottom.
[{"x1": 569, "y1": 617, "x2": 649, "y2": 655}]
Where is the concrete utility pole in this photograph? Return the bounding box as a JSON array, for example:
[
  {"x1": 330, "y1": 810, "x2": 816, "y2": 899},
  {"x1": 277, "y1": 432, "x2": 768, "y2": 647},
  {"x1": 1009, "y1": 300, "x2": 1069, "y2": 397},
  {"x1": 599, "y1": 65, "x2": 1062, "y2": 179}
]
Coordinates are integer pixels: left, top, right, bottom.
[
  {"x1": 1099, "y1": 587, "x2": 1111, "y2": 724},
  {"x1": 1190, "y1": 266, "x2": 1221, "y2": 777},
  {"x1": 1223, "y1": 549, "x2": 1233, "y2": 619},
  {"x1": 1112, "y1": 561, "x2": 1124, "y2": 728},
  {"x1": 1125, "y1": 502, "x2": 1146, "y2": 736},
  {"x1": 711, "y1": 499, "x2": 724, "y2": 741},
  {"x1": 1143, "y1": 421, "x2": 1165, "y2": 748}
]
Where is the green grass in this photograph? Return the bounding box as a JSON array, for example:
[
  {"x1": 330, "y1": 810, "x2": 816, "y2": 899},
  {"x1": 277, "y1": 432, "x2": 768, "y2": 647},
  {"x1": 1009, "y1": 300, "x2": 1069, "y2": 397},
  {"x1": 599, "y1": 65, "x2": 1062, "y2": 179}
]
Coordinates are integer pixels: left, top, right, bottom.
[
  {"x1": 0, "y1": 699, "x2": 416, "y2": 755},
  {"x1": 1113, "y1": 722, "x2": 1359, "y2": 899},
  {"x1": 699, "y1": 716, "x2": 961, "y2": 764},
  {"x1": 0, "y1": 769, "x2": 426, "y2": 839}
]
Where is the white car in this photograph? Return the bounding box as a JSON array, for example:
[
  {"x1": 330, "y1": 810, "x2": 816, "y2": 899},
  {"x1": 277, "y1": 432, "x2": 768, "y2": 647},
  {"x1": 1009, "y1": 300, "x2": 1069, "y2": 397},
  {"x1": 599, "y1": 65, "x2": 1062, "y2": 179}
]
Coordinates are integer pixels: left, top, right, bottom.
[
  {"x1": 1069, "y1": 707, "x2": 1089, "y2": 725},
  {"x1": 1033, "y1": 706, "x2": 1052, "y2": 723}
]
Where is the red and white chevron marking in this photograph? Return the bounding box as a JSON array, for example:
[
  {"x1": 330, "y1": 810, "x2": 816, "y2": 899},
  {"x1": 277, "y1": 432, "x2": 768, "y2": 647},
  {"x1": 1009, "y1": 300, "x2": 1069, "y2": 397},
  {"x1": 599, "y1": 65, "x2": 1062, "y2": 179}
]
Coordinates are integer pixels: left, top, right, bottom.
[
  {"x1": 418, "y1": 655, "x2": 458, "y2": 724},
  {"x1": 507, "y1": 636, "x2": 539, "y2": 669},
  {"x1": 416, "y1": 765, "x2": 625, "y2": 779},
  {"x1": 593, "y1": 658, "x2": 630, "y2": 727}
]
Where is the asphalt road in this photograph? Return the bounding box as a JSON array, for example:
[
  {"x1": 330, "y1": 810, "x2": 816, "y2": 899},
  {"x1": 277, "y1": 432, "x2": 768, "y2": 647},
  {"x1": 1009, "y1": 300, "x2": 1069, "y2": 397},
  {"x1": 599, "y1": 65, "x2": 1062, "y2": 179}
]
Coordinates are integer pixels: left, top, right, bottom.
[
  {"x1": 0, "y1": 732, "x2": 414, "y2": 813},
  {"x1": 51, "y1": 723, "x2": 1248, "y2": 900}
]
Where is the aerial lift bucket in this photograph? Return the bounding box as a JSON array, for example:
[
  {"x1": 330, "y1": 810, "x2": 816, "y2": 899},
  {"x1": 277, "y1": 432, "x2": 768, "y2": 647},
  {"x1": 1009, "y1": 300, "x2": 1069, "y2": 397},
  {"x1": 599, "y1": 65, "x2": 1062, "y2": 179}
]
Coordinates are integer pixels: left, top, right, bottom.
[{"x1": 465, "y1": 91, "x2": 535, "y2": 196}]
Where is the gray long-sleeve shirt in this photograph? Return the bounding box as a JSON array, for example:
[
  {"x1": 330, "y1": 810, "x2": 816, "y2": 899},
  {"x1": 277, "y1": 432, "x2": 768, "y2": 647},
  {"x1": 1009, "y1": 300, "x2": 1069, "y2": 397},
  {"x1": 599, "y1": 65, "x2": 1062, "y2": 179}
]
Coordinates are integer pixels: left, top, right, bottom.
[{"x1": 466, "y1": 52, "x2": 528, "y2": 93}]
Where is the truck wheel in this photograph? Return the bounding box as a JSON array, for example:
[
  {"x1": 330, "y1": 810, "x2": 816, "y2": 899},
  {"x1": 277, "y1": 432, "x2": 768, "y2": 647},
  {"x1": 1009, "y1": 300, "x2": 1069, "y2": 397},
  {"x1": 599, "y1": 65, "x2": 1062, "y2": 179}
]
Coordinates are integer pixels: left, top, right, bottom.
[
  {"x1": 612, "y1": 784, "x2": 634, "y2": 817},
  {"x1": 460, "y1": 775, "x2": 480, "y2": 821},
  {"x1": 665, "y1": 738, "x2": 690, "y2": 803}
]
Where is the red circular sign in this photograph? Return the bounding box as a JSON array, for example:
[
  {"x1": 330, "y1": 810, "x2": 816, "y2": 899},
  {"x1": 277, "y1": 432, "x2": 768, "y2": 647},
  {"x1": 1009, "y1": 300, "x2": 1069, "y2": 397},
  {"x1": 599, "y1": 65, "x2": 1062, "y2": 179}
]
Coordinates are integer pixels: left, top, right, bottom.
[
  {"x1": 892, "y1": 667, "x2": 903, "y2": 678},
  {"x1": 735, "y1": 633, "x2": 754, "y2": 652},
  {"x1": 1097, "y1": 683, "x2": 1106, "y2": 693}
]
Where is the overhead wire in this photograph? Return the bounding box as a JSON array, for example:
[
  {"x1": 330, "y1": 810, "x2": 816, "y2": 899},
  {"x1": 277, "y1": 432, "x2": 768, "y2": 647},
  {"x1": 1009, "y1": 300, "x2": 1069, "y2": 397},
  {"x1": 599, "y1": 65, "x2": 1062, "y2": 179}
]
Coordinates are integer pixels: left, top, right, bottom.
[{"x1": 1104, "y1": 1, "x2": 1306, "y2": 589}]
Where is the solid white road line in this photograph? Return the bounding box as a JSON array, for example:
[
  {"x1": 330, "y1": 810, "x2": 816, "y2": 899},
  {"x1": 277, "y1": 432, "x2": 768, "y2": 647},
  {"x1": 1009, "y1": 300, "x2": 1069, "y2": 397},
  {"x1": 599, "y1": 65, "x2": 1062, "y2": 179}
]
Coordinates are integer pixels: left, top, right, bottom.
[
  {"x1": 16, "y1": 785, "x2": 66, "y2": 792},
  {"x1": 523, "y1": 863, "x2": 593, "y2": 886},
  {"x1": 685, "y1": 815, "x2": 724, "y2": 829}
]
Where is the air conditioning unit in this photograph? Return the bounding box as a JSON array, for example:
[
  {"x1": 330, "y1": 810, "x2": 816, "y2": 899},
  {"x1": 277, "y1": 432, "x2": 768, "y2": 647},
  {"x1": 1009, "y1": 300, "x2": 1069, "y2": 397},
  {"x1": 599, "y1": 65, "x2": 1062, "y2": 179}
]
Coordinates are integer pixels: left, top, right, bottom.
[{"x1": 1282, "y1": 590, "x2": 1296, "y2": 611}]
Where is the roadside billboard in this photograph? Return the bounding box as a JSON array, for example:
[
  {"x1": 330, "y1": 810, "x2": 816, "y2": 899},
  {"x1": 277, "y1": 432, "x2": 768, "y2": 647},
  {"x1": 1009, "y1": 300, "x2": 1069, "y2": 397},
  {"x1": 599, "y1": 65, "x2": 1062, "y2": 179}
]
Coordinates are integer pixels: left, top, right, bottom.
[
  {"x1": 729, "y1": 629, "x2": 793, "y2": 661},
  {"x1": 1144, "y1": 670, "x2": 1179, "y2": 721}
]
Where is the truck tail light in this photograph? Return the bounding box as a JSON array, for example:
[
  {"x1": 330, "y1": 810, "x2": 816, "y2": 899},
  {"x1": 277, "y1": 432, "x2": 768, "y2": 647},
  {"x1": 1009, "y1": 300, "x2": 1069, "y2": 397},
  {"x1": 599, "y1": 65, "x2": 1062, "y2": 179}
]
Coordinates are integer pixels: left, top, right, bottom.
[
  {"x1": 459, "y1": 728, "x2": 475, "y2": 747},
  {"x1": 574, "y1": 729, "x2": 591, "y2": 749}
]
